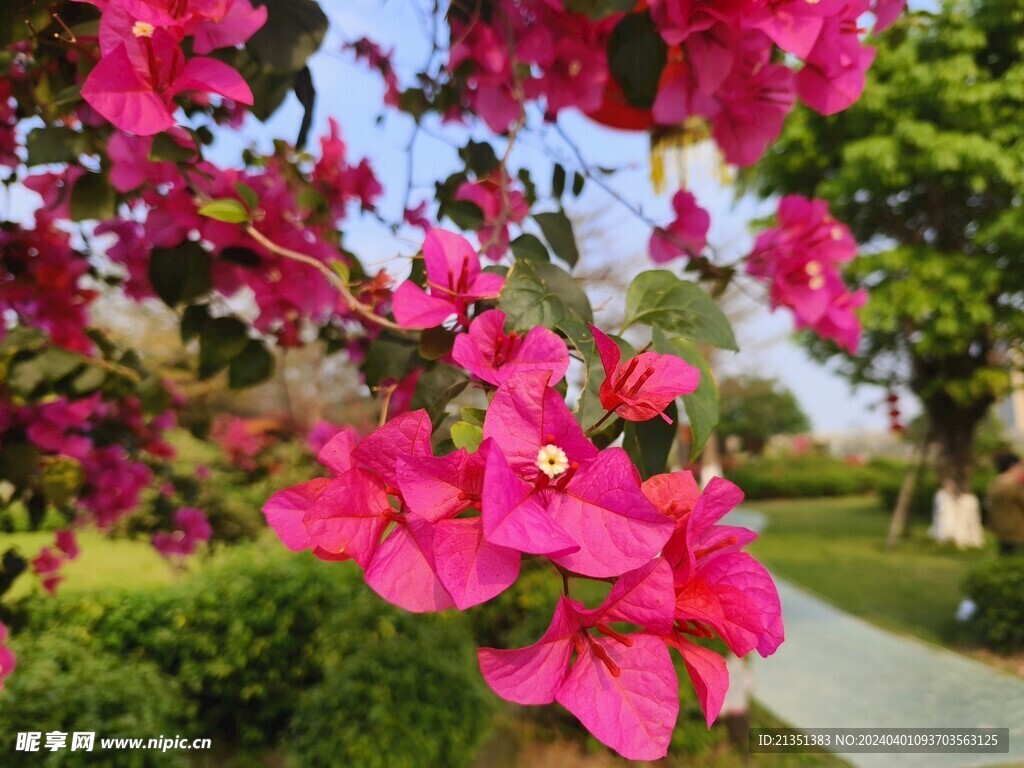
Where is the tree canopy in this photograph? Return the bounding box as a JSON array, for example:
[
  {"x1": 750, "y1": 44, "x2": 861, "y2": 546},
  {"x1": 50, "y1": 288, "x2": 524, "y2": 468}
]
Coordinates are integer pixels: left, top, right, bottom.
[
  {"x1": 718, "y1": 376, "x2": 811, "y2": 455},
  {"x1": 751, "y1": 0, "x2": 1024, "y2": 485}
]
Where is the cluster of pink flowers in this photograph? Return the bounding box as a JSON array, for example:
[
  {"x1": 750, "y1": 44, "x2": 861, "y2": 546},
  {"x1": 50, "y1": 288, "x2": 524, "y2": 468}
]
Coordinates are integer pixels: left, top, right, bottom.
[
  {"x1": 746, "y1": 195, "x2": 864, "y2": 353},
  {"x1": 2, "y1": 394, "x2": 175, "y2": 532},
  {"x1": 455, "y1": 177, "x2": 530, "y2": 261},
  {"x1": 263, "y1": 257, "x2": 782, "y2": 757},
  {"x1": 153, "y1": 507, "x2": 213, "y2": 558},
  {"x1": 210, "y1": 415, "x2": 276, "y2": 473},
  {"x1": 94, "y1": 121, "x2": 385, "y2": 345},
  {"x1": 76, "y1": 0, "x2": 267, "y2": 135},
  {"x1": 648, "y1": 189, "x2": 711, "y2": 264},
  {"x1": 0, "y1": 218, "x2": 95, "y2": 354},
  {"x1": 30, "y1": 531, "x2": 80, "y2": 595},
  {"x1": 450, "y1": 0, "x2": 901, "y2": 168}
]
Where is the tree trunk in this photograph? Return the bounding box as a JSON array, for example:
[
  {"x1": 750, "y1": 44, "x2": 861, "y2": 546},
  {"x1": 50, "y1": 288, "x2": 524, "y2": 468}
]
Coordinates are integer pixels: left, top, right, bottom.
[
  {"x1": 886, "y1": 430, "x2": 931, "y2": 549},
  {"x1": 923, "y1": 395, "x2": 989, "y2": 493}
]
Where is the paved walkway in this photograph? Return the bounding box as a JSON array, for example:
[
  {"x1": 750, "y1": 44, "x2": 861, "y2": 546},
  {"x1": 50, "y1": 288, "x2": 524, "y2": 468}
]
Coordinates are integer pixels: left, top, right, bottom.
[{"x1": 726, "y1": 509, "x2": 1024, "y2": 768}]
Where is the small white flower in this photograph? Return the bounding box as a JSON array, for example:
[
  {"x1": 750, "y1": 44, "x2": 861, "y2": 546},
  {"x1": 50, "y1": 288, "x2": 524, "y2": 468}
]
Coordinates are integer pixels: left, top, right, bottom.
[{"x1": 536, "y1": 444, "x2": 569, "y2": 479}]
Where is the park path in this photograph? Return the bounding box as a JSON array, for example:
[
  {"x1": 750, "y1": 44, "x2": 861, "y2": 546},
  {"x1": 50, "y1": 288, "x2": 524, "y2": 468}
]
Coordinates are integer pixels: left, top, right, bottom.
[{"x1": 726, "y1": 509, "x2": 1024, "y2": 768}]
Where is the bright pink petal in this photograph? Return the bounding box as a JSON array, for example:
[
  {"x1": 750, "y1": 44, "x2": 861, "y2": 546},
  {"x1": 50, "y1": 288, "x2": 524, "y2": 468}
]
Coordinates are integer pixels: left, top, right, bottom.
[
  {"x1": 482, "y1": 371, "x2": 597, "y2": 479},
  {"x1": 585, "y1": 559, "x2": 675, "y2": 634},
  {"x1": 642, "y1": 470, "x2": 701, "y2": 523},
  {"x1": 352, "y1": 410, "x2": 433, "y2": 487},
  {"x1": 556, "y1": 634, "x2": 679, "y2": 761},
  {"x1": 481, "y1": 444, "x2": 579, "y2": 557},
  {"x1": 317, "y1": 427, "x2": 359, "y2": 475},
  {"x1": 478, "y1": 597, "x2": 582, "y2": 705},
  {"x1": 433, "y1": 517, "x2": 520, "y2": 609},
  {"x1": 192, "y1": 0, "x2": 268, "y2": 53},
  {"x1": 550, "y1": 448, "x2": 675, "y2": 578},
  {"x1": 665, "y1": 634, "x2": 729, "y2": 727},
  {"x1": 453, "y1": 310, "x2": 569, "y2": 386},
  {"x1": 302, "y1": 469, "x2": 390, "y2": 568},
  {"x1": 589, "y1": 323, "x2": 621, "y2": 381},
  {"x1": 396, "y1": 449, "x2": 484, "y2": 523},
  {"x1": 364, "y1": 518, "x2": 456, "y2": 613},
  {"x1": 392, "y1": 280, "x2": 457, "y2": 329},
  {"x1": 690, "y1": 476, "x2": 745, "y2": 535},
  {"x1": 467, "y1": 270, "x2": 505, "y2": 300},
  {"x1": 173, "y1": 56, "x2": 254, "y2": 105},
  {"x1": 677, "y1": 552, "x2": 785, "y2": 657},
  {"x1": 81, "y1": 44, "x2": 174, "y2": 135},
  {"x1": 262, "y1": 478, "x2": 330, "y2": 551},
  {"x1": 600, "y1": 351, "x2": 700, "y2": 422},
  {"x1": 423, "y1": 228, "x2": 480, "y2": 293}
]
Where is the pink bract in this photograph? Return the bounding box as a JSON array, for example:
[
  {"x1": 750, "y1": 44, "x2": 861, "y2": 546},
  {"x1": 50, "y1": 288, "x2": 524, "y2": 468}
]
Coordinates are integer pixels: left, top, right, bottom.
[{"x1": 451, "y1": 310, "x2": 570, "y2": 386}]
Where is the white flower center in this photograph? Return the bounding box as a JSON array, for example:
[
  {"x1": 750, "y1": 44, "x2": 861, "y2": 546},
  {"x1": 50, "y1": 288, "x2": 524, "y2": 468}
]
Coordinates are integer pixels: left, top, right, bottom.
[
  {"x1": 132, "y1": 21, "x2": 156, "y2": 37},
  {"x1": 536, "y1": 444, "x2": 569, "y2": 479}
]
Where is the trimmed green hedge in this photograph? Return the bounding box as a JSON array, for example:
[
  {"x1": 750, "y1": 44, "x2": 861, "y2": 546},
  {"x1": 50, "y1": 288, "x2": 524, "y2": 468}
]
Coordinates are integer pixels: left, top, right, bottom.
[
  {"x1": 964, "y1": 556, "x2": 1024, "y2": 653},
  {"x1": 725, "y1": 454, "x2": 891, "y2": 499}
]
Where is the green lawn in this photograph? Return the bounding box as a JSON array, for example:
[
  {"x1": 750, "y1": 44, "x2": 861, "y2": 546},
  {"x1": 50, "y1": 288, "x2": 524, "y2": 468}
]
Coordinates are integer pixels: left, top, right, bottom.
[
  {"x1": 747, "y1": 495, "x2": 997, "y2": 646},
  {"x1": 1, "y1": 531, "x2": 188, "y2": 599}
]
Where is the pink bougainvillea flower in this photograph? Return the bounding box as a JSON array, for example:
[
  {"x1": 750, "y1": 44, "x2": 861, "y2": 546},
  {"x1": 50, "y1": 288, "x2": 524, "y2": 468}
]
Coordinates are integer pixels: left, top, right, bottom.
[
  {"x1": 649, "y1": 189, "x2": 711, "y2": 263},
  {"x1": 795, "y1": 1, "x2": 876, "y2": 115},
  {"x1": 392, "y1": 229, "x2": 505, "y2": 329},
  {"x1": 153, "y1": 507, "x2": 212, "y2": 558},
  {"x1": 191, "y1": 0, "x2": 268, "y2": 54},
  {"x1": 31, "y1": 547, "x2": 65, "y2": 595},
  {"x1": 480, "y1": 372, "x2": 675, "y2": 577},
  {"x1": 0, "y1": 621, "x2": 16, "y2": 690},
  {"x1": 454, "y1": 178, "x2": 529, "y2": 261},
  {"x1": 742, "y1": 0, "x2": 846, "y2": 59},
  {"x1": 479, "y1": 559, "x2": 680, "y2": 760},
  {"x1": 81, "y1": 28, "x2": 253, "y2": 135},
  {"x1": 799, "y1": 286, "x2": 865, "y2": 354},
  {"x1": 452, "y1": 310, "x2": 570, "y2": 386},
  {"x1": 591, "y1": 324, "x2": 699, "y2": 423},
  {"x1": 54, "y1": 530, "x2": 80, "y2": 560},
  {"x1": 649, "y1": 475, "x2": 785, "y2": 659}
]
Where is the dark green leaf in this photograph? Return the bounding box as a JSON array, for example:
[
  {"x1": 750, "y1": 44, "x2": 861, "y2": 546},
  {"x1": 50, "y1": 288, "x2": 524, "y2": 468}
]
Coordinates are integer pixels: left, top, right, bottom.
[
  {"x1": 25, "y1": 127, "x2": 90, "y2": 166},
  {"x1": 149, "y1": 132, "x2": 200, "y2": 163},
  {"x1": 228, "y1": 340, "x2": 276, "y2": 389},
  {"x1": 552, "y1": 164, "x2": 567, "y2": 198},
  {"x1": 572, "y1": 172, "x2": 586, "y2": 196},
  {"x1": 420, "y1": 326, "x2": 456, "y2": 361},
  {"x1": 363, "y1": 336, "x2": 418, "y2": 388},
  {"x1": 181, "y1": 304, "x2": 211, "y2": 342},
  {"x1": 137, "y1": 376, "x2": 173, "y2": 416},
  {"x1": 247, "y1": 0, "x2": 328, "y2": 74},
  {"x1": 623, "y1": 401, "x2": 678, "y2": 479},
  {"x1": 459, "y1": 141, "x2": 500, "y2": 177},
  {"x1": 411, "y1": 364, "x2": 468, "y2": 428},
  {"x1": 35, "y1": 347, "x2": 83, "y2": 382},
  {"x1": 70, "y1": 171, "x2": 116, "y2": 221},
  {"x1": 233, "y1": 182, "x2": 260, "y2": 212},
  {"x1": 445, "y1": 199, "x2": 485, "y2": 230},
  {"x1": 198, "y1": 317, "x2": 250, "y2": 379},
  {"x1": 149, "y1": 243, "x2": 213, "y2": 307},
  {"x1": 653, "y1": 330, "x2": 719, "y2": 456},
  {"x1": 623, "y1": 270, "x2": 737, "y2": 350},
  {"x1": 70, "y1": 365, "x2": 106, "y2": 395},
  {"x1": 534, "y1": 210, "x2": 580, "y2": 268},
  {"x1": 219, "y1": 246, "x2": 262, "y2": 267},
  {"x1": 607, "y1": 11, "x2": 667, "y2": 109},
  {"x1": 0, "y1": 443, "x2": 39, "y2": 493},
  {"x1": 500, "y1": 260, "x2": 592, "y2": 333},
  {"x1": 460, "y1": 406, "x2": 487, "y2": 427},
  {"x1": 510, "y1": 234, "x2": 550, "y2": 263},
  {"x1": 562, "y1": 0, "x2": 636, "y2": 19}
]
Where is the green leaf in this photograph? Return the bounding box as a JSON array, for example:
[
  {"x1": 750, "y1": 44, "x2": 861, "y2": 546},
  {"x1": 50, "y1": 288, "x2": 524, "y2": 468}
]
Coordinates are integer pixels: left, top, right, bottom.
[
  {"x1": 623, "y1": 401, "x2": 678, "y2": 480},
  {"x1": 149, "y1": 243, "x2": 213, "y2": 307},
  {"x1": 451, "y1": 422, "x2": 484, "y2": 453},
  {"x1": 562, "y1": 0, "x2": 636, "y2": 19},
  {"x1": 70, "y1": 365, "x2": 106, "y2": 395},
  {"x1": 445, "y1": 199, "x2": 485, "y2": 230},
  {"x1": 70, "y1": 171, "x2": 116, "y2": 221},
  {"x1": 534, "y1": 210, "x2": 580, "y2": 268},
  {"x1": 499, "y1": 260, "x2": 592, "y2": 333},
  {"x1": 572, "y1": 172, "x2": 585, "y2": 196},
  {"x1": 363, "y1": 336, "x2": 418, "y2": 388},
  {"x1": 181, "y1": 304, "x2": 211, "y2": 342},
  {"x1": 35, "y1": 347, "x2": 83, "y2": 382},
  {"x1": 653, "y1": 330, "x2": 719, "y2": 456},
  {"x1": 26, "y1": 127, "x2": 90, "y2": 166},
  {"x1": 607, "y1": 11, "x2": 667, "y2": 109},
  {"x1": 623, "y1": 270, "x2": 737, "y2": 350},
  {"x1": 137, "y1": 376, "x2": 173, "y2": 416},
  {"x1": 228, "y1": 340, "x2": 276, "y2": 389},
  {"x1": 509, "y1": 234, "x2": 550, "y2": 263},
  {"x1": 411, "y1": 365, "x2": 468, "y2": 428},
  {"x1": 420, "y1": 326, "x2": 456, "y2": 361},
  {"x1": 459, "y1": 406, "x2": 487, "y2": 427},
  {"x1": 459, "y1": 141, "x2": 500, "y2": 178},
  {"x1": 198, "y1": 198, "x2": 250, "y2": 224},
  {"x1": 234, "y1": 181, "x2": 260, "y2": 212},
  {"x1": 198, "y1": 317, "x2": 251, "y2": 379},
  {"x1": 0, "y1": 443, "x2": 39, "y2": 494},
  {"x1": 246, "y1": 0, "x2": 328, "y2": 74},
  {"x1": 40, "y1": 456, "x2": 83, "y2": 508},
  {"x1": 149, "y1": 132, "x2": 200, "y2": 163},
  {"x1": 552, "y1": 164, "x2": 567, "y2": 198}
]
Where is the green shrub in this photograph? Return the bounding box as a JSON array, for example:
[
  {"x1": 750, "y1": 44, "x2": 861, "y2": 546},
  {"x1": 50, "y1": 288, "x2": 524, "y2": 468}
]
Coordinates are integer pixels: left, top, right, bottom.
[
  {"x1": 0, "y1": 635, "x2": 192, "y2": 768},
  {"x1": 29, "y1": 548, "x2": 363, "y2": 749},
  {"x1": 726, "y1": 454, "x2": 878, "y2": 499},
  {"x1": 963, "y1": 556, "x2": 1024, "y2": 653},
  {"x1": 289, "y1": 600, "x2": 494, "y2": 768},
  {"x1": 876, "y1": 468, "x2": 994, "y2": 520}
]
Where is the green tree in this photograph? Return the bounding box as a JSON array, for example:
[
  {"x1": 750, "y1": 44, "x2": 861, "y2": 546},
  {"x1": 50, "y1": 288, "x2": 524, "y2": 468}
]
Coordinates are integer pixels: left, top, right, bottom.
[
  {"x1": 751, "y1": 1, "x2": 1024, "y2": 489},
  {"x1": 718, "y1": 376, "x2": 811, "y2": 455}
]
